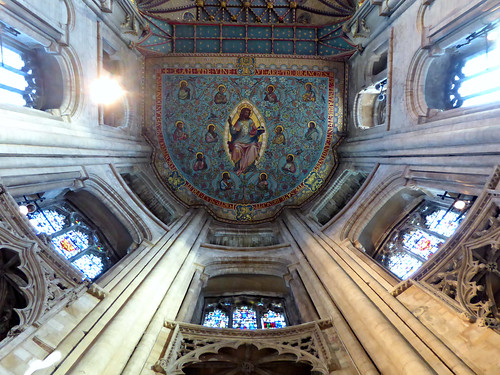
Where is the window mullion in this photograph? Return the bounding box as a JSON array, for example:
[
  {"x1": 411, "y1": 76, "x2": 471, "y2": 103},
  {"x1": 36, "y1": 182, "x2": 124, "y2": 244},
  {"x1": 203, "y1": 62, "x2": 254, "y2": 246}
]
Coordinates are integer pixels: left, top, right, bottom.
[
  {"x1": 461, "y1": 85, "x2": 500, "y2": 101},
  {"x1": 462, "y1": 64, "x2": 500, "y2": 82},
  {"x1": 0, "y1": 63, "x2": 28, "y2": 76},
  {"x1": 0, "y1": 82, "x2": 27, "y2": 95}
]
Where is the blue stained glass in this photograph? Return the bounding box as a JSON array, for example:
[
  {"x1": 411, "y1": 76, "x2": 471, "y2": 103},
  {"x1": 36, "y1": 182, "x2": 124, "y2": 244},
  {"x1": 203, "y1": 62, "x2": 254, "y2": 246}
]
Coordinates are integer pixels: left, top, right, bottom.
[
  {"x1": 25, "y1": 205, "x2": 110, "y2": 280},
  {"x1": 72, "y1": 254, "x2": 104, "y2": 279},
  {"x1": 402, "y1": 229, "x2": 444, "y2": 259},
  {"x1": 386, "y1": 251, "x2": 423, "y2": 280},
  {"x1": 261, "y1": 310, "x2": 286, "y2": 329},
  {"x1": 51, "y1": 230, "x2": 89, "y2": 259},
  {"x1": 232, "y1": 306, "x2": 257, "y2": 330},
  {"x1": 425, "y1": 209, "x2": 461, "y2": 237},
  {"x1": 28, "y1": 210, "x2": 66, "y2": 235},
  {"x1": 203, "y1": 309, "x2": 229, "y2": 328}
]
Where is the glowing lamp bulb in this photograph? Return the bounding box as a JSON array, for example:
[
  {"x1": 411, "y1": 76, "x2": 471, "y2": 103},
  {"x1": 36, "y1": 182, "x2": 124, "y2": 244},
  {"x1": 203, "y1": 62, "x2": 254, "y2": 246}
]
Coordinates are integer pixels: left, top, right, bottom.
[
  {"x1": 453, "y1": 200, "x2": 467, "y2": 210},
  {"x1": 19, "y1": 205, "x2": 29, "y2": 215},
  {"x1": 487, "y1": 30, "x2": 499, "y2": 41},
  {"x1": 90, "y1": 76, "x2": 125, "y2": 105}
]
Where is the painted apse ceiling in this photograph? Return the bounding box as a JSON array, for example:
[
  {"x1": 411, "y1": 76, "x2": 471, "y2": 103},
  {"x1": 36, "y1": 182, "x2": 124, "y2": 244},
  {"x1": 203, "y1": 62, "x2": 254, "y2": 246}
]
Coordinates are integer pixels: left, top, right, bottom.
[{"x1": 135, "y1": 0, "x2": 355, "y2": 222}]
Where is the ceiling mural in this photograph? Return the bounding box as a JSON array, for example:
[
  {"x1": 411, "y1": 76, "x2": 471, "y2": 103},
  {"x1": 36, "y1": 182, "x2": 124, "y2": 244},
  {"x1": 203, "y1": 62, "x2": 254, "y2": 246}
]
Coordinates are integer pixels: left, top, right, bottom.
[{"x1": 151, "y1": 58, "x2": 343, "y2": 222}]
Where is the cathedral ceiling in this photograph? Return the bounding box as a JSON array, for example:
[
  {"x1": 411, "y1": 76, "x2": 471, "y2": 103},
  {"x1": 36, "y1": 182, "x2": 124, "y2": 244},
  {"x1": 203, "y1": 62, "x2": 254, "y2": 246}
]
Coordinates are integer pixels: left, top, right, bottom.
[
  {"x1": 146, "y1": 57, "x2": 344, "y2": 223},
  {"x1": 136, "y1": 0, "x2": 356, "y2": 26},
  {"x1": 134, "y1": 0, "x2": 357, "y2": 57},
  {"x1": 136, "y1": 1, "x2": 351, "y2": 223}
]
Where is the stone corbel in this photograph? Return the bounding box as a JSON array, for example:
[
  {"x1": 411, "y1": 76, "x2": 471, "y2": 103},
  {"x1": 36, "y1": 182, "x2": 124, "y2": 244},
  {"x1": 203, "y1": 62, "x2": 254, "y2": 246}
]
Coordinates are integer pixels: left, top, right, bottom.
[
  {"x1": 87, "y1": 283, "x2": 107, "y2": 300},
  {"x1": 121, "y1": 14, "x2": 141, "y2": 36},
  {"x1": 97, "y1": 0, "x2": 113, "y2": 13}
]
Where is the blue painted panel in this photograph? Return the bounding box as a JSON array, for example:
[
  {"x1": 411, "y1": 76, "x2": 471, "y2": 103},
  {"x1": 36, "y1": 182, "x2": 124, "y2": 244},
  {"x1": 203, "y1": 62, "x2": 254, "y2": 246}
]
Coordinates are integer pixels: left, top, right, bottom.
[
  {"x1": 222, "y1": 39, "x2": 245, "y2": 53},
  {"x1": 248, "y1": 27, "x2": 272, "y2": 39},
  {"x1": 146, "y1": 17, "x2": 172, "y2": 36},
  {"x1": 318, "y1": 44, "x2": 335, "y2": 56},
  {"x1": 176, "y1": 39, "x2": 195, "y2": 53},
  {"x1": 274, "y1": 27, "x2": 293, "y2": 39},
  {"x1": 142, "y1": 36, "x2": 164, "y2": 46},
  {"x1": 222, "y1": 26, "x2": 246, "y2": 38},
  {"x1": 318, "y1": 24, "x2": 338, "y2": 37},
  {"x1": 296, "y1": 28, "x2": 315, "y2": 40},
  {"x1": 198, "y1": 25, "x2": 220, "y2": 38},
  {"x1": 274, "y1": 40, "x2": 294, "y2": 54},
  {"x1": 248, "y1": 40, "x2": 272, "y2": 53},
  {"x1": 295, "y1": 41, "x2": 315, "y2": 55},
  {"x1": 176, "y1": 25, "x2": 195, "y2": 37},
  {"x1": 197, "y1": 40, "x2": 220, "y2": 53}
]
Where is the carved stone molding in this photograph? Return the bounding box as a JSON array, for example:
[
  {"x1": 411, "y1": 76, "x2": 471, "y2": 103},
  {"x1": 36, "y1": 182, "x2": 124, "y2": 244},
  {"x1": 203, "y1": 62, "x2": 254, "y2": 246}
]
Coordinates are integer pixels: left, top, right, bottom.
[
  {"x1": 341, "y1": 170, "x2": 404, "y2": 241},
  {"x1": 83, "y1": 173, "x2": 152, "y2": 243},
  {"x1": 154, "y1": 320, "x2": 341, "y2": 374},
  {"x1": 417, "y1": 167, "x2": 500, "y2": 330},
  {"x1": 0, "y1": 183, "x2": 86, "y2": 346}
]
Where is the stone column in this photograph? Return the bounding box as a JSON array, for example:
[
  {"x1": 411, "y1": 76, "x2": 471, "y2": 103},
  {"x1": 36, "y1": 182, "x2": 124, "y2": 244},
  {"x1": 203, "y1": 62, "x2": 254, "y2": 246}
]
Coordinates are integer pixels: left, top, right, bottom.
[
  {"x1": 175, "y1": 267, "x2": 207, "y2": 323},
  {"x1": 283, "y1": 210, "x2": 436, "y2": 375},
  {"x1": 60, "y1": 209, "x2": 207, "y2": 375},
  {"x1": 286, "y1": 267, "x2": 320, "y2": 323}
]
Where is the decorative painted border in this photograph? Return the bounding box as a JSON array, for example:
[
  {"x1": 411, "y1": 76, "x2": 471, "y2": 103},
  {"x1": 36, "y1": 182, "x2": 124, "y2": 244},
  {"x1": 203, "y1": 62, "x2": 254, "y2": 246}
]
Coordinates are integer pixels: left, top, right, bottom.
[{"x1": 155, "y1": 67, "x2": 335, "y2": 211}]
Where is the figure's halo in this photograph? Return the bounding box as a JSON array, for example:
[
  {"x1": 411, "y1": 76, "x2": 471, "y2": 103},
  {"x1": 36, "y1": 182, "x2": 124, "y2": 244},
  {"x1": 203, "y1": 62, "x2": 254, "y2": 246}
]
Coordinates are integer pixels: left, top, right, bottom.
[
  {"x1": 175, "y1": 120, "x2": 184, "y2": 127},
  {"x1": 275, "y1": 125, "x2": 284, "y2": 132},
  {"x1": 207, "y1": 123, "x2": 216, "y2": 130},
  {"x1": 259, "y1": 172, "x2": 268, "y2": 179},
  {"x1": 305, "y1": 82, "x2": 313, "y2": 89},
  {"x1": 179, "y1": 80, "x2": 188, "y2": 87},
  {"x1": 287, "y1": 154, "x2": 295, "y2": 161},
  {"x1": 196, "y1": 152, "x2": 203, "y2": 158},
  {"x1": 237, "y1": 103, "x2": 253, "y2": 113},
  {"x1": 266, "y1": 84, "x2": 275, "y2": 92},
  {"x1": 217, "y1": 84, "x2": 226, "y2": 92}
]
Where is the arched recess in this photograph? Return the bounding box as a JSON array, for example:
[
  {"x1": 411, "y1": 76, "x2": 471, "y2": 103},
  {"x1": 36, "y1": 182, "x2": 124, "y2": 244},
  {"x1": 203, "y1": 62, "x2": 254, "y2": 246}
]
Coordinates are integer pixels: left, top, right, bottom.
[
  {"x1": 343, "y1": 170, "x2": 475, "y2": 281},
  {"x1": 405, "y1": 48, "x2": 439, "y2": 123},
  {"x1": 193, "y1": 273, "x2": 301, "y2": 328},
  {"x1": 55, "y1": 45, "x2": 84, "y2": 119},
  {"x1": 341, "y1": 171, "x2": 405, "y2": 242},
  {"x1": 0, "y1": 0, "x2": 82, "y2": 119},
  {"x1": 81, "y1": 174, "x2": 153, "y2": 244},
  {"x1": 0, "y1": 229, "x2": 47, "y2": 344},
  {"x1": 407, "y1": 2, "x2": 500, "y2": 123}
]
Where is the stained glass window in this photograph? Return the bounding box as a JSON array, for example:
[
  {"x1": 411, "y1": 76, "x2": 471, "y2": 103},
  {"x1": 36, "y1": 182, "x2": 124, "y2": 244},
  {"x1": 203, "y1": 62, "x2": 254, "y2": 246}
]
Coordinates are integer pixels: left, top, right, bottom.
[
  {"x1": 402, "y1": 229, "x2": 444, "y2": 259},
  {"x1": 232, "y1": 306, "x2": 257, "y2": 330},
  {"x1": 0, "y1": 43, "x2": 40, "y2": 108},
  {"x1": 28, "y1": 210, "x2": 66, "y2": 235},
  {"x1": 261, "y1": 310, "x2": 287, "y2": 329},
  {"x1": 72, "y1": 254, "x2": 105, "y2": 280},
  {"x1": 425, "y1": 209, "x2": 461, "y2": 237},
  {"x1": 202, "y1": 296, "x2": 288, "y2": 330},
  {"x1": 25, "y1": 202, "x2": 112, "y2": 280},
  {"x1": 446, "y1": 22, "x2": 500, "y2": 109},
  {"x1": 376, "y1": 198, "x2": 469, "y2": 280},
  {"x1": 203, "y1": 309, "x2": 229, "y2": 328}
]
